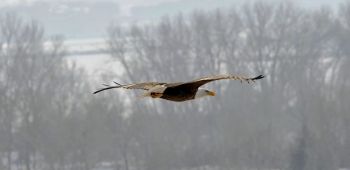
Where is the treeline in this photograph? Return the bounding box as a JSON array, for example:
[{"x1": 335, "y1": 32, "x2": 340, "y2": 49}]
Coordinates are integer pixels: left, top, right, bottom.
[{"x1": 1, "y1": 2, "x2": 350, "y2": 170}]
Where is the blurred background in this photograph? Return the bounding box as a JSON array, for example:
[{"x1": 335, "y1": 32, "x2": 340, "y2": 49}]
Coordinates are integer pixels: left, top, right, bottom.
[{"x1": 1, "y1": 0, "x2": 350, "y2": 170}]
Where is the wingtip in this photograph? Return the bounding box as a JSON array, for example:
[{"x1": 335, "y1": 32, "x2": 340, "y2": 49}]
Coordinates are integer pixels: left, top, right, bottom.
[
  {"x1": 93, "y1": 89, "x2": 102, "y2": 94},
  {"x1": 252, "y1": 75, "x2": 265, "y2": 80}
]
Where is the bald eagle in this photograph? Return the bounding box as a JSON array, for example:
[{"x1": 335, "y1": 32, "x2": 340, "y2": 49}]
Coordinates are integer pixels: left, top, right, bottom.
[{"x1": 93, "y1": 74, "x2": 264, "y2": 102}]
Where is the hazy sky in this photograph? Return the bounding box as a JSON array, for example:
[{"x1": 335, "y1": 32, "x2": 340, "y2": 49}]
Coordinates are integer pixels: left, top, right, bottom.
[{"x1": 0, "y1": 0, "x2": 346, "y2": 39}]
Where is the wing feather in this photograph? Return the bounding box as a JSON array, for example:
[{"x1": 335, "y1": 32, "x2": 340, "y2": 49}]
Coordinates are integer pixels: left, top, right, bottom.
[
  {"x1": 173, "y1": 74, "x2": 265, "y2": 89},
  {"x1": 93, "y1": 82, "x2": 166, "y2": 94}
]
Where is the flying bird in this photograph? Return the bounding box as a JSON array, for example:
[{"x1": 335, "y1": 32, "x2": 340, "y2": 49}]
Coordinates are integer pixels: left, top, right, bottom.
[{"x1": 93, "y1": 74, "x2": 264, "y2": 102}]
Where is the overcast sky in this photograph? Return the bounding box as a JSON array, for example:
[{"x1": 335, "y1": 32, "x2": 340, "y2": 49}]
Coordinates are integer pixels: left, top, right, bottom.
[{"x1": 0, "y1": 0, "x2": 346, "y2": 39}]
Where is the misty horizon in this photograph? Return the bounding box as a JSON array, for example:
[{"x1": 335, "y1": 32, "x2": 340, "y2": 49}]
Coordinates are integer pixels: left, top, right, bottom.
[{"x1": 0, "y1": 0, "x2": 346, "y2": 39}]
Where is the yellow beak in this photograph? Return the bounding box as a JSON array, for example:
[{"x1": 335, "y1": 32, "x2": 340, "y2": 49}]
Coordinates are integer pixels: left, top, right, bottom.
[{"x1": 208, "y1": 91, "x2": 216, "y2": 96}]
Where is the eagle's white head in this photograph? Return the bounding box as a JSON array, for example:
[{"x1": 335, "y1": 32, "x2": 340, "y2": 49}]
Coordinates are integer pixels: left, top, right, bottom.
[{"x1": 194, "y1": 89, "x2": 216, "y2": 99}]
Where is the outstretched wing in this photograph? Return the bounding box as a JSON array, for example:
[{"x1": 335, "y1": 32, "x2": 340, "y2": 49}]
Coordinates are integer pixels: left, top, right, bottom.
[
  {"x1": 171, "y1": 74, "x2": 265, "y2": 89},
  {"x1": 93, "y1": 82, "x2": 166, "y2": 94}
]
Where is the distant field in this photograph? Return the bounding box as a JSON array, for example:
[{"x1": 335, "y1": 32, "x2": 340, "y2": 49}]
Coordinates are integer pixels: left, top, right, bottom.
[
  {"x1": 64, "y1": 38, "x2": 109, "y2": 56},
  {"x1": 63, "y1": 38, "x2": 124, "y2": 79}
]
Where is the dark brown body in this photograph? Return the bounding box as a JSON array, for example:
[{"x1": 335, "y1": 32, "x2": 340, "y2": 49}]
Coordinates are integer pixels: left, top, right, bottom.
[{"x1": 161, "y1": 86, "x2": 198, "y2": 102}]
